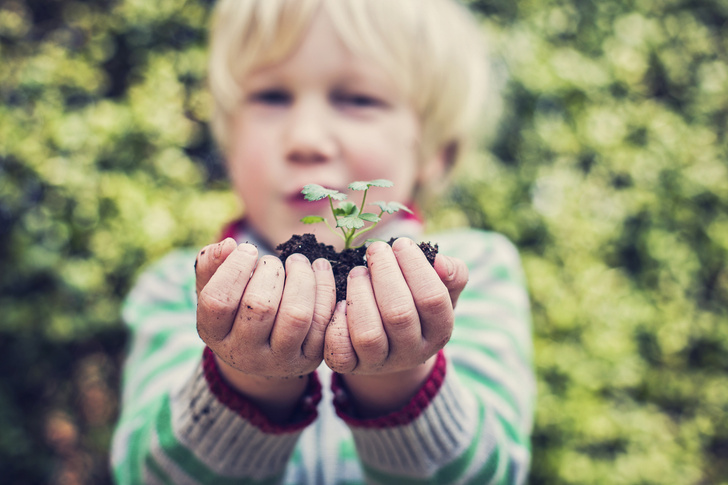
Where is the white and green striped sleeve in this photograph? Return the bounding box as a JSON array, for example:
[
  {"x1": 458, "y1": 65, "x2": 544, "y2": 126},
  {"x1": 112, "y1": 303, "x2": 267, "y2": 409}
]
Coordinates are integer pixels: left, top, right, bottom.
[
  {"x1": 333, "y1": 229, "x2": 535, "y2": 484},
  {"x1": 445, "y1": 230, "x2": 535, "y2": 484},
  {"x1": 110, "y1": 250, "x2": 319, "y2": 484}
]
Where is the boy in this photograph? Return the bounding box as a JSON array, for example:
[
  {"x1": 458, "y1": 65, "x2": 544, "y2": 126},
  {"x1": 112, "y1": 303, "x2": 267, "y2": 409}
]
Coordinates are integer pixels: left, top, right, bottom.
[{"x1": 111, "y1": 0, "x2": 535, "y2": 483}]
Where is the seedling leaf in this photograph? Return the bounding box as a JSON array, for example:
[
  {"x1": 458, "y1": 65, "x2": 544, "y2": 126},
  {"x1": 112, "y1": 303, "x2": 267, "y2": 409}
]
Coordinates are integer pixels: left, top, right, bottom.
[
  {"x1": 348, "y1": 181, "x2": 370, "y2": 191},
  {"x1": 359, "y1": 212, "x2": 381, "y2": 223},
  {"x1": 336, "y1": 215, "x2": 365, "y2": 229},
  {"x1": 373, "y1": 201, "x2": 413, "y2": 214},
  {"x1": 348, "y1": 179, "x2": 394, "y2": 191},
  {"x1": 301, "y1": 216, "x2": 325, "y2": 224},
  {"x1": 337, "y1": 201, "x2": 358, "y2": 216},
  {"x1": 368, "y1": 179, "x2": 394, "y2": 188},
  {"x1": 302, "y1": 184, "x2": 346, "y2": 201}
]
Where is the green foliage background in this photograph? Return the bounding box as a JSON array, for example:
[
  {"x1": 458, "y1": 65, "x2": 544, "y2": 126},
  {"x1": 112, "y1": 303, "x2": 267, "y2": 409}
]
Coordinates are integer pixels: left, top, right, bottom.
[{"x1": 1, "y1": 0, "x2": 726, "y2": 484}]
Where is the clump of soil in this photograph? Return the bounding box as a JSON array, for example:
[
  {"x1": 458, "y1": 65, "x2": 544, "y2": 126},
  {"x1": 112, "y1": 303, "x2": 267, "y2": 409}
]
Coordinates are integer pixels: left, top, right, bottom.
[{"x1": 276, "y1": 233, "x2": 438, "y2": 302}]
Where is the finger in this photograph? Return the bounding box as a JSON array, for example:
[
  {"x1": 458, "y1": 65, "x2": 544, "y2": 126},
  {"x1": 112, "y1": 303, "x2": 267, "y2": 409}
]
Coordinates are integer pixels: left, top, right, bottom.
[
  {"x1": 392, "y1": 238, "x2": 453, "y2": 345},
  {"x1": 302, "y1": 258, "x2": 336, "y2": 360},
  {"x1": 324, "y1": 301, "x2": 357, "y2": 373},
  {"x1": 233, "y1": 254, "x2": 285, "y2": 347},
  {"x1": 346, "y1": 266, "x2": 389, "y2": 367},
  {"x1": 433, "y1": 254, "x2": 469, "y2": 308},
  {"x1": 196, "y1": 243, "x2": 258, "y2": 343},
  {"x1": 269, "y1": 254, "x2": 316, "y2": 354},
  {"x1": 366, "y1": 241, "x2": 420, "y2": 349},
  {"x1": 195, "y1": 238, "x2": 237, "y2": 296}
]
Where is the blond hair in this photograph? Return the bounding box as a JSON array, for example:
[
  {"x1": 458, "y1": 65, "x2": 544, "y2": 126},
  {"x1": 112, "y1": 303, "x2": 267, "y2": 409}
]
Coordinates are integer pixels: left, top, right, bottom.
[{"x1": 208, "y1": 0, "x2": 488, "y2": 166}]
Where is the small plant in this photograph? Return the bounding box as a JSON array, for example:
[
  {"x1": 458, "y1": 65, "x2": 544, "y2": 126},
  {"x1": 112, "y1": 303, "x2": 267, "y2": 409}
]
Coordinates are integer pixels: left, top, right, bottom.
[{"x1": 300, "y1": 179, "x2": 413, "y2": 249}]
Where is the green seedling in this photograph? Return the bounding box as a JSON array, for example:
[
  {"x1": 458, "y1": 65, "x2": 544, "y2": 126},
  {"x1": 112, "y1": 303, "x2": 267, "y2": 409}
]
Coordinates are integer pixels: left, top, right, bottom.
[{"x1": 300, "y1": 179, "x2": 413, "y2": 249}]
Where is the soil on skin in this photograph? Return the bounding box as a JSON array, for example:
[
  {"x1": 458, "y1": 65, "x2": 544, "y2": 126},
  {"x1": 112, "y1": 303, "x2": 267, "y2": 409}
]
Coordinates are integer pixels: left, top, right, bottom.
[{"x1": 276, "y1": 233, "x2": 439, "y2": 302}]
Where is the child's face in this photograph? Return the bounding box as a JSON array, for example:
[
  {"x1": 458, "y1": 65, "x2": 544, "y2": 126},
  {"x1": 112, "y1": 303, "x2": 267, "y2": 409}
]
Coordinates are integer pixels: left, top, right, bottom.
[{"x1": 225, "y1": 11, "x2": 444, "y2": 249}]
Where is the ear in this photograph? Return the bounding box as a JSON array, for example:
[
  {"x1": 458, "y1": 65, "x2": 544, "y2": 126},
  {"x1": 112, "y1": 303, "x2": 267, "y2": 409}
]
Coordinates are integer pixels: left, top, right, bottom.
[{"x1": 418, "y1": 141, "x2": 459, "y2": 187}]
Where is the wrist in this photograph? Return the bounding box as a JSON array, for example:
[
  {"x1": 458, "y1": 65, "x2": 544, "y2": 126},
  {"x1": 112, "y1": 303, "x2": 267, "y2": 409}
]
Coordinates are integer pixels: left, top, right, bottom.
[
  {"x1": 339, "y1": 354, "x2": 438, "y2": 418},
  {"x1": 212, "y1": 351, "x2": 311, "y2": 423},
  {"x1": 216, "y1": 354, "x2": 308, "y2": 394}
]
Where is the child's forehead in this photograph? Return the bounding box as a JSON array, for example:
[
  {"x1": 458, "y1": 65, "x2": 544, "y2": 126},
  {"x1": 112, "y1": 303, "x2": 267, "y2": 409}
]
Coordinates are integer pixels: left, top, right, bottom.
[
  {"x1": 245, "y1": 59, "x2": 395, "y2": 88},
  {"x1": 242, "y1": 10, "x2": 404, "y2": 91}
]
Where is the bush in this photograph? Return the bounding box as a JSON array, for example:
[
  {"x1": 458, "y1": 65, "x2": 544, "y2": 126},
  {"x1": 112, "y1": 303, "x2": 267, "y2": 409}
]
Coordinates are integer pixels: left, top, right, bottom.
[
  {"x1": 447, "y1": 1, "x2": 728, "y2": 483},
  {"x1": 1, "y1": 0, "x2": 726, "y2": 483},
  {"x1": 1, "y1": 1, "x2": 235, "y2": 482}
]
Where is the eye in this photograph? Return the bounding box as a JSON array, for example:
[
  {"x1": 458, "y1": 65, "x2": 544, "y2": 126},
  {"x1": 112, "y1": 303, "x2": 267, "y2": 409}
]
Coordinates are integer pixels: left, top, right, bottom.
[
  {"x1": 249, "y1": 89, "x2": 291, "y2": 105},
  {"x1": 333, "y1": 92, "x2": 384, "y2": 109}
]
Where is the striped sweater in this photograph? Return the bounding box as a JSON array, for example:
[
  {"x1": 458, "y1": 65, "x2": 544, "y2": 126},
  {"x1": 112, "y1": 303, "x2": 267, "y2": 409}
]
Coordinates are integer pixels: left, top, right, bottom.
[{"x1": 111, "y1": 221, "x2": 535, "y2": 484}]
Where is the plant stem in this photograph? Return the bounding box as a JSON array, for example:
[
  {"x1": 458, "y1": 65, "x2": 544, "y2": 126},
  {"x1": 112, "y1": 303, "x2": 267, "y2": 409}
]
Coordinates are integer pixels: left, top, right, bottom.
[
  {"x1": 329, "y1": 196, "x2": 348, "y2": 241},
  {"x1": 324, "y1": 219, "x2": 346, "y2": 243},
  {"x1": 350, "y1": 210, "x2": 385, "y2": 248},
  {"x1": 360, "y1": 188, "x2": 369, "y2": 214}
]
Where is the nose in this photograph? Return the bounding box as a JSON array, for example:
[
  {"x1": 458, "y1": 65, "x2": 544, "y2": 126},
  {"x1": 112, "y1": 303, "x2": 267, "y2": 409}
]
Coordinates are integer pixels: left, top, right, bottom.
[{"x1": 284, "y1": 96, "x2": 337, "y2": 164}]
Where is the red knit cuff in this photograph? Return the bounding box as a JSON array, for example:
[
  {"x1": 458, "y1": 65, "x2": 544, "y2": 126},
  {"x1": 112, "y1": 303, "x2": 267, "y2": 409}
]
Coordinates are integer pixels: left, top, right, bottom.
[
  {"x1": 332, "y1": 350, "x2": 447, "y2": 429},
  {"x1": 202, "y1": 347, "x2": 321, "y2": 434}
]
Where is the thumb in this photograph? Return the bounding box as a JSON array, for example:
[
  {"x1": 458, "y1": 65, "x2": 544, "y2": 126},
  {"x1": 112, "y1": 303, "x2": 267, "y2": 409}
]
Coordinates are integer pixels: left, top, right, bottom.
[
  {"x1": 434, "y1": 254, "x2": 469, "y2": 308},
  {"x1": 195, "y1": 237, "x2": 238, "y2": 297}
]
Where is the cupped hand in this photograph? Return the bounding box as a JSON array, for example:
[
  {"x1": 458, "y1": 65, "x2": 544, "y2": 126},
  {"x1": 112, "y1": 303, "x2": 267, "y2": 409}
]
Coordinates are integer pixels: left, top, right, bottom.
[
  {"x1": 195, "y1": 238, "x2": 337, "y2": 382},
  {"x1": 324, "y1": 237, "x2": 469, "y2": 376}
]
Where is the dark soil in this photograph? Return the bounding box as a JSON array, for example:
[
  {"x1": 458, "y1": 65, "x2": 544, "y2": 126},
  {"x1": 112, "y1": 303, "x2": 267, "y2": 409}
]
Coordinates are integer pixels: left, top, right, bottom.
[{"x1": 276, "y1": 233, "x2": 438, "y2": 302}]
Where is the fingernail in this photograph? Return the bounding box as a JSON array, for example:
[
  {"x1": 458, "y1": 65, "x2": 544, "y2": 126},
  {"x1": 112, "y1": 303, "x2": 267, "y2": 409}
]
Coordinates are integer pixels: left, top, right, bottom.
[
  {"x1": 313, "y1": 258, "x2": 331, "y2": 271},
  {"x1": 444, "y1": 256, "x2": 455, "y2": 281},
  {"x1": 213, "y1": 242, "x2": 223, "y2": 259},
  {"x1": 237, "y1": 243, "x2": 257, "y2": 255},
  {"x1": 392, "y1": 237, "x2": 414, "y2": 252},
  {"x1": 348, "y1": 266, "x2": 368, "y2": 279},
  {"x1": 288, "y1": 253, "x2": 310, "y2": 264},
  {"x1": 367, "y1": 241, "x2": 388, "y2": 255}
]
